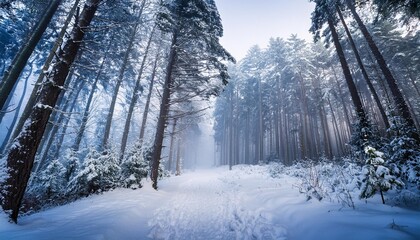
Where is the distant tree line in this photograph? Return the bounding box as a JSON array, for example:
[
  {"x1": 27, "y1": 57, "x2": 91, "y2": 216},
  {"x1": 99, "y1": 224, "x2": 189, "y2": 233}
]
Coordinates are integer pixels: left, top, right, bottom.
[{"x1": 213, "y1": 0, "x2": 419, "y2": 193}]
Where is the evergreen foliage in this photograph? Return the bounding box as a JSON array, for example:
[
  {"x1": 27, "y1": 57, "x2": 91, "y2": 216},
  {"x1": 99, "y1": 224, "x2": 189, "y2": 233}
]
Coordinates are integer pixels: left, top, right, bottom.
[
  {"x1": 66, "y1": 149, "x2": 120, "y2": 197},
  {"x1": 368, "y1": 0, "x2": 420, "y2": 22},
  {"x1": 387, "y1": 116, "x2": 420, "y2": 187},
  {"x1": 120, "y1": 143, "x2": 149, "y2": 189},
  {"x1": 0, "y1": 0, "x2": 418, "y2": 223},
  {"x1": 360, "y1": 146, "x2": 404, "y2": 203},
  {"x1": 28, "y1": 159, "x2": 66, "y2": 202}
]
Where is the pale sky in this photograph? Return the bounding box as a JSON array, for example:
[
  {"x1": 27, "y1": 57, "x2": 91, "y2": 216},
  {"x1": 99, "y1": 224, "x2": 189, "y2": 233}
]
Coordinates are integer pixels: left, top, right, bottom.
[{"x1": 215, "y1": 0, "x2": 315, "y2": 60}]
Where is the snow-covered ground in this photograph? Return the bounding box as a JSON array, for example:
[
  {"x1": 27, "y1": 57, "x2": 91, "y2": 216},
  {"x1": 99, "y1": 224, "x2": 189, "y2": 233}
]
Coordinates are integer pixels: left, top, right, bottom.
[{"x1": 0, "y1": 165, "x2": 419, "y2": 240}]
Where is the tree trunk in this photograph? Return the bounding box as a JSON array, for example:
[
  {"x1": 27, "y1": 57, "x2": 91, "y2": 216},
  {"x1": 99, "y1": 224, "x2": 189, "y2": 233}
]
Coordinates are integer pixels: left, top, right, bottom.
[
  {"x1": 35, "y1": 76, "x2": 76, "y2": 173},
  {"x1": 72, "y1": 55, "x2": 107, "y2": 152},
  {"x1": 327, "y1": 15, "x2": 371, "y2": 149},
  {"x1": 336, "y1": 6, "x2": 390, "y2": 130},
  {"x1": 7, "y1": 0, "x2": 80, "y2": 147},
  {"x1": 331, "y1": 67, "x2": 352, "y2": 138},
  {"x1": 345, "y1": 0, "x2": 418, "y2": 140},
  {"x1": 175, "y1": 137, "x2": 182, "y2": 176},
  {"x1": 34, "y1": 68, "x2": 75, "y2": 170},
  {"x1": 0, "y1": 0, "x2": 62, "y2": 113},
  {"x1": 167, "y1": 118, "x2": 177, "y2": 172},
  {"x1": 51, "y1": 78, "x2": 85, "y2": 161},
  {"x1": 138, "y1": 52, "x2": 159, "y2": 144},
  {"x1": 120, "y1": 27, "x2": 155, "y2": 160},
  {"x1": 0, "y1": 0, "x2": 101, "y2": 223},
  {"x1": 228, "y1": 89, "x2": 234, "y2": 169},
  {"x1": 102, "y1": 3, "x2": 146, "y2": 149},
  {"x1": 257, "y1": 78, "x2": 263, "y2": 162},
  {"x1": 151, "y1": 31, "x2": 178, "y2": 189}
]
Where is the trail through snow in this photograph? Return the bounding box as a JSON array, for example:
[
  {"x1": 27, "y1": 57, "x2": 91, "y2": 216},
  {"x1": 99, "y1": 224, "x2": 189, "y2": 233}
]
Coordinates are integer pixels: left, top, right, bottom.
[
  {"x1": 148, "y1": 169, "x2": 286, "y2": 239},
  {"x1": 0, "y1": 165, "x2": 419, "y2": 240}
]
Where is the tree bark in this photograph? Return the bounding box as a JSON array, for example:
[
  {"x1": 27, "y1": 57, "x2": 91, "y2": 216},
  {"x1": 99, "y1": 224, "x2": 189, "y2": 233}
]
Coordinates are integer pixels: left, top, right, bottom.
[
  {"x1": 175, "y1": 137, "x2": 182, "y2": 176},
  {"x1": 327, "y1": 13, "x2": 371, "y2": 149},
  {"x1": 138, "y1": 52, "x2": 159, "y2": 143},
  {"x1": 151, "y1": 31, "x2": 178, "y2": 189},
  {"x1": 51, "y1": 78, "x2": 85, "y2": 161},
  {"x1": 102, "y1": 2, "x2": 146, "y2": 148},
  {"x1": 7, "y1": 0, "x2": 80, "y2": 148},
  {"x1": 35, "y1": 77, "x2": 76, "y2": 173},
  {"x1": 0, "y1": 0, "x2": 62, "y2": 113},
  {"x1": 336, "y1": 6, "x2": 390, "y2": 130},
  {"x1": 120, "y1": 27, "x2": 155, "y2": 160},
  {"x1": 167, "y1": 118, "x2": 177, "y2": 172},
  {"x1": 345, "y1": 0, "x2": 418, "y2": 140},
  {"x1": 72, "y1": 54, "x2": 107, "y2": 152},
  {"x1": 0, "y1": 0, "x2": 101, "y2": 223}
]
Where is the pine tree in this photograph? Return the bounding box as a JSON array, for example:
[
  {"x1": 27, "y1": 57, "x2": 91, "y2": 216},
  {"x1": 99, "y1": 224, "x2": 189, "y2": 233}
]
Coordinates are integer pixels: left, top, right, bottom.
[
  {"x1": 369, "y1": 0, "x2": 419, "y2": 23},
  {"x1": 66, "y1": 149, "x2": 120, "y2": 197},
  {"x1": 360, "y1": 146, "x2": 404, "y2": 204},
  {"x1": 387, "y1": 115, "x2": 420, "y2": 187},
  {"x1": 120, "y1": 143, "x2": 149, "y2": 189},
  {"x1": 27, "y1": 159, "x2": 66, "y2": 204}
]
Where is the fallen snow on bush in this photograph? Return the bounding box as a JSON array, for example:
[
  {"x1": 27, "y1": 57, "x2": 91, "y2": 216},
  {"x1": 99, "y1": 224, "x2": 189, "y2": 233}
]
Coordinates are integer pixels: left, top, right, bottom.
[{"x1": 0, "y1": 164, "x2": 419, "y2": 239}]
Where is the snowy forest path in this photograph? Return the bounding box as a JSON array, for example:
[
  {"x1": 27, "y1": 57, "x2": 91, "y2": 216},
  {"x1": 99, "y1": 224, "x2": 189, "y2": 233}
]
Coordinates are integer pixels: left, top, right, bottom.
[{"x1": 148, "y1": 168, "x2": 287, "y2": 240}]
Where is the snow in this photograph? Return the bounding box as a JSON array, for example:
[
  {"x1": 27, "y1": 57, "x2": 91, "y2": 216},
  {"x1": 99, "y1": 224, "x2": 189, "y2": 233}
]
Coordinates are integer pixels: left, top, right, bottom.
[{"x1": 0, "y1": 165, "x2": 419, "y2": 240}]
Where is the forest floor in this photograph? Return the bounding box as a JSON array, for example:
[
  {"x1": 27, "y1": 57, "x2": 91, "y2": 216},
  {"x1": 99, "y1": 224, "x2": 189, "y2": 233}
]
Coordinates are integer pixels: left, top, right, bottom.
[{"x1": 0, "y1": 165, "x2": 419, "y2": 240}]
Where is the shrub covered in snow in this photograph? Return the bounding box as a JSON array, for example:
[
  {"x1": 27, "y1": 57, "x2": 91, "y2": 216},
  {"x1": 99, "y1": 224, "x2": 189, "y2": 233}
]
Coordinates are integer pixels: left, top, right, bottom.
[
  {"x1": 360, "y1": 146, "x2": 404, "y2": 204},
  {"x1": 66, "y1": 149, "x2": 120, "y2": 197},
  {"x1": 63, "y1": 150, "x2": 81, "y2": 183},
  {"x1": 269, "y1": 160, "x2": 359, "y2": 205},
  {"x1": 386, "y1": 117, "x2": 420, "y2": 187},
  {"x1": 120, "y1": 144, "x2": 149, "y2": 189},
  {"x1": 22, "y1": 159, "x2": 68, "y2": 213},
  {"x1": 349, "y1": 118, "x2": 382, "y2": 161},
  {"x1": 29, "y1": 159, "x2": 66, "y2": 200}
]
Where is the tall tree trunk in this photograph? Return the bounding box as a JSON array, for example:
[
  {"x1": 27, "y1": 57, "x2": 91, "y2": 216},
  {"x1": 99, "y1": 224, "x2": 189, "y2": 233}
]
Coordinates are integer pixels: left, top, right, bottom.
[
  {"x1": 175, "y1": 137, "x2": 182, "y2": 176},
  {"x1": 51, "y1": 78, "x2": 85, "y2": 161},
  {"x1": 36, "y1": 68, "x2": 75, "y2": 158},
  {"x1": 327, "y1": 95, "x2": 344, "y2": 156},
  {"x1": 151, "y1": 31, "x2": 178, "y2": 189},
  {"x1": 101, "y1": 30, "x2": 136, "y2": 148},
  {"x1": 120, "y1": 27, "x2": 155, "y2": 160},
  {"x1": 7, "y1": 0, "x2": 80, "y2": 146},
  {"x1": 331, "y1": 67, "x2": 352, "y2": 138},
  {"x1": 258, "y1": 78, "x2": 263, "y2": 162},
  {"x1": 345, "y1": 0, "x2": 418, "y2": 140},
  {"x1": 336, "y1": 6, "x2": 390, "y2": 130},
  {"x1": 0, "y1": 0, "x2": 101, "y2": 223},
  {"x1": 228, "y1": 89, "x2": 234, "y2": 169},
  {"x1": 102, "y1": 2, "x2": 146, "y2": 148},
  {"x1": 244, "y1": 109, "x2": 250, "y2": 164},
  {"x1": 327, "y1": 13, "x2": 371, "y2": 149},
  {"x1": 167, "y1": 118, "x2": 177, "y2": 172},
  {"x1": 138, "y1": 52, "x2": 159, "y2": 144},
  {"x1": 0, "y1": 0, "x2": 62, "y2": 113},
  {"x1": 34, "y1": 76, "x2": 77, "y2": 173},
  {"x1": 72, "y1": 55, "x2": 107, "y2": 152}
]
